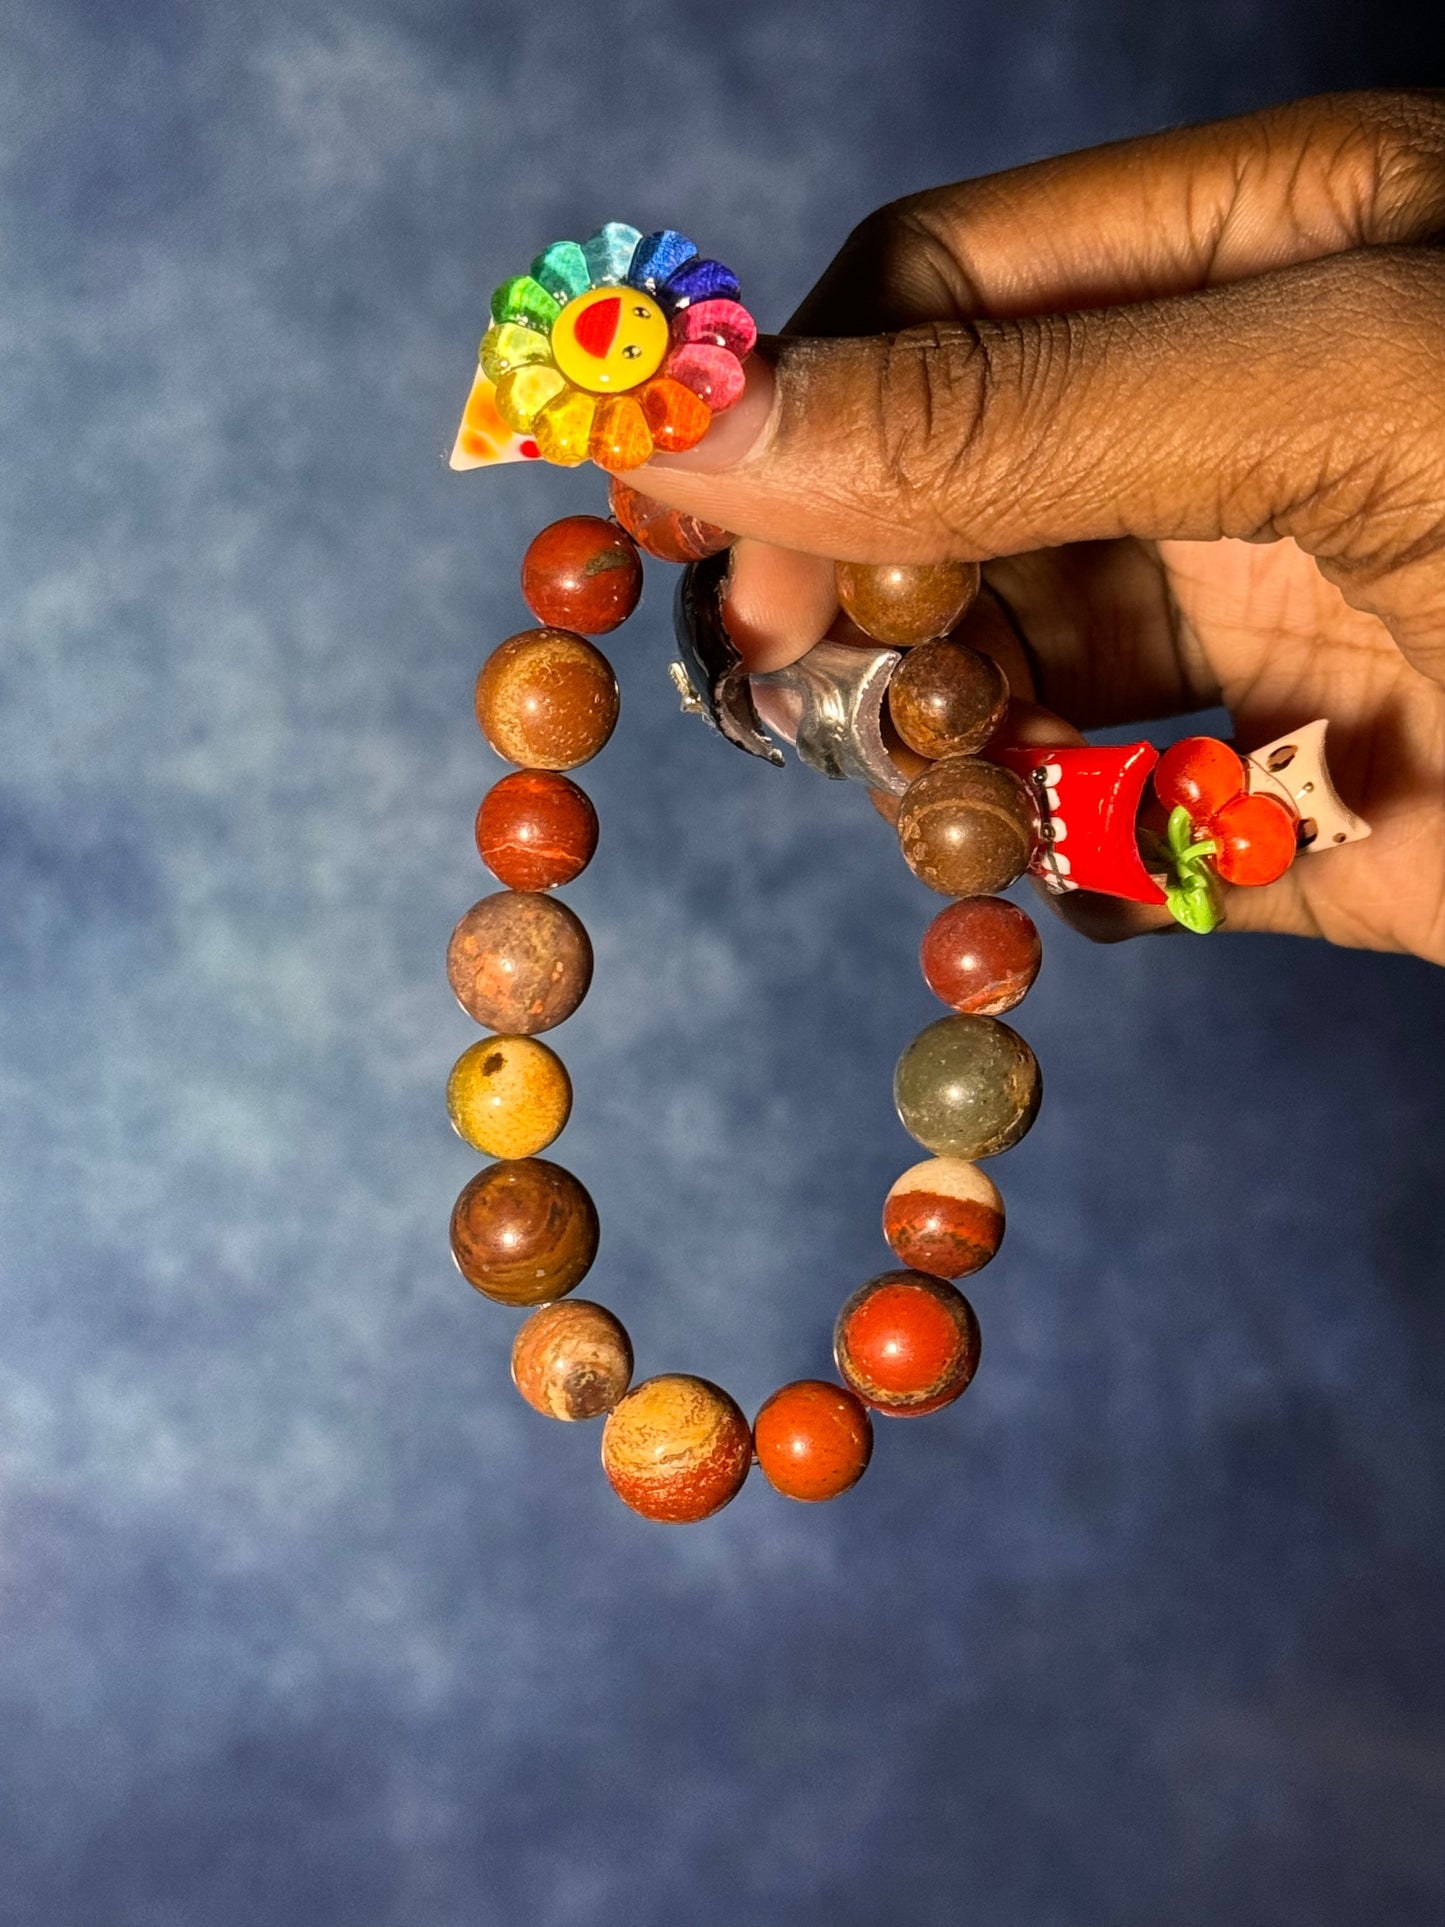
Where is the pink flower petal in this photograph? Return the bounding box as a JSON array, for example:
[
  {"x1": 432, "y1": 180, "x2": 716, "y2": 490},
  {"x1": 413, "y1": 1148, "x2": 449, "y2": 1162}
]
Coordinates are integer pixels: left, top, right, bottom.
[
  {"x1": 662, "y1": 343, "x2": 747, "y2": 412},
  {"x1": 671, "y1": 299, "x2": 758, "y2": 359}
]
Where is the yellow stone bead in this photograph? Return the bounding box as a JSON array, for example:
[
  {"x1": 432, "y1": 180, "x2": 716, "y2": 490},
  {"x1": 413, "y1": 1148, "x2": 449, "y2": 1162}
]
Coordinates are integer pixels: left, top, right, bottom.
[
  {"x1": 534, "y1": 387, "x2": 598, "y2": 466},
  {"x1": 446, "y1": 1035, "x2": 572, "y2": 1159},
  {"x1": 495, "y1": 362, "x2": 567, "y2": 433}
]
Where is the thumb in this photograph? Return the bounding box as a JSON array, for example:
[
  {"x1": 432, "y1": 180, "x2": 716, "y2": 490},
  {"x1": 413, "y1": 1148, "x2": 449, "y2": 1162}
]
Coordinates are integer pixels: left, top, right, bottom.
[{"x1": 630, "y1": 250, "x2": 1445, "y2": 663}]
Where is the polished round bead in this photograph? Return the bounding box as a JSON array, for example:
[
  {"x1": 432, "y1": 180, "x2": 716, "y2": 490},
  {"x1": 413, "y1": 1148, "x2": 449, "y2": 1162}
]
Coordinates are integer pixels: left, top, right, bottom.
[
  {"x1": 883, "y1": 1157, "x2": 1005, "y2": 1278},
  {"x1": 894, "y1": 1013, "x2": 1041, "y2": 1159},
  {"x1": 834, "y1": 1270, "x2": 981, "y2": 1416},
  {"x1": 447, "y1": 891, "x2": 592, "y2": 1034},
  {"x1": 475, "y1": 770, "x2": 598, "y2": 892},
  {"x1": 896, "y1": 756, "x2": 1036, "y2": 897},
  {"x1": 447, "y1": 1035, "x2": 572, "y2": 1159},
  {"x1": 888, "y1": 638, "x2": 1008, "y2": 760},
  {"x1": 474, "y1": 628, "x2": 619, "y2": 770},
  {"x1": 920, "y1": 896, "x2": 1042, "y2": 1015},
  {"x1": 520, "y1": 516, "x2": 643, "y2": 635},
  {"x1": 511, "y1": 1299, "x2": 633, "y2": 1420},
  {"x1": 835, "y1": 560, "x2": 980, "y2": 647},
  {"x1": 450, "y1": 1157, "x2": 599, "y2": 1306},
  {"x1": 601, "y1": 1374, "x2": 752, "y2": 1522},
  {"x1": 753, "y1": 1380, "x2": 873, "y2": 1502},
  {"x1": 608, "y1": 477, "x2": 730, "y2": 563}
]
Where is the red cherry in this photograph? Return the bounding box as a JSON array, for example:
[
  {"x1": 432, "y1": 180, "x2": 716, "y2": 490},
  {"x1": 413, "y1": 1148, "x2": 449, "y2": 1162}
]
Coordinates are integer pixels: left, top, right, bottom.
[
  {"x1": 1208, "y1": 792, "x2": 1299, "y2": 885},
  {"x1": 1154, "y1": 736, "x2": 1246, "y2": 819}
]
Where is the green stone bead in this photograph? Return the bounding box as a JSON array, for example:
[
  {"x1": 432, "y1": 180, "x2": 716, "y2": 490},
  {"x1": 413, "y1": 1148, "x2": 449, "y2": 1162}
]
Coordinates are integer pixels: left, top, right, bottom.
[
  {"x1": 531, "y1": 240, "x2": 591, "y2": 303},
  {"x1": 894, "y1": 1014, "x2": 1041, "y2": 1159},
  {"x1": 491, "y1": 274, "x2": 561, "y2": 334}
]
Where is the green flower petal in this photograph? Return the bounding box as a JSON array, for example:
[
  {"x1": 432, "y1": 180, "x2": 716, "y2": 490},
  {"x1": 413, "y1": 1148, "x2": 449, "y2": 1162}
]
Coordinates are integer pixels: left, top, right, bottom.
[
  {"x1": 530, "y1": 240, "x2": 590, "y2": 303},
  {"x1": 490, "y1": 275, "x2": 561, "y2": 333}
]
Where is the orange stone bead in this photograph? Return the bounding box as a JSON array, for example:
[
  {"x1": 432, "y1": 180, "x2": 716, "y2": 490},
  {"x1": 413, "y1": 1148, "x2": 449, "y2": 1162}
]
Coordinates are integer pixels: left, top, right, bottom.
[
  {"x1": 520, "y1": 517, "x2": 643, "y2": 635},
  {"x1": 834, "y1": 1270, "x2": 981, "y2": 1417},
  {"x1": 882, "y1": 1157, "x2": 1004, "y2": 1279},
  {"x1": 607, "y1": 478, "x2": 730, "y2": 563},
  {"x1": 753, "y1": 1379, "x2": 873, "y2": 1502},
  {"x1": 450, "y1": 1157, "x2": 599, "y2": 1307},
  {"x1": 475, "y1": 629, "x2": 619, "y2": 770},
  {"x1": 475, "y1": 770, "x2": 598, "y2": 891},
  {"x1": 601, "y1": 1374, "x2": 752, "y2": 1522},
  {"x1": 836, "y1": 561, "x2": 981, "y2": 647},
  {"x1": 511, "y1": 1300, "x2": 633, "y2": 1420}
]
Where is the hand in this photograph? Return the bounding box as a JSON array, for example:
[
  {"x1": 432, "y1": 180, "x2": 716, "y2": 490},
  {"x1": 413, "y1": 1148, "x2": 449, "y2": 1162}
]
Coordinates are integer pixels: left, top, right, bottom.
[{"x1": 630, "y1": 91, "x2": 1445, "y2": 962}]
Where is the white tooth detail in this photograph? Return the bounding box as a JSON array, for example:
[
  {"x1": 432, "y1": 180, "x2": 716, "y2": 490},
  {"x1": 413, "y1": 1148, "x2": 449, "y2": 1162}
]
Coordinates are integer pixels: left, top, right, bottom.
[{"x1": 1050, "y1": 814, "x2": 1067, "y2": 843}]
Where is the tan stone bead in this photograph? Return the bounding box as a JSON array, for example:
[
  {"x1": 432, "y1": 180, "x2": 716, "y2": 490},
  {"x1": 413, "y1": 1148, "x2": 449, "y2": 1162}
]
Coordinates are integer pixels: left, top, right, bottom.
[
  {"x1": 447, "y1": 1035, "x2": 571, "y2": 1159},
  {"x1": 474, "y1": 628, "x2": 619, "y2": 770},
  {"x1": 446, "y1": 891, "x2": 592, "y2": 1034},
  {"x1": 835, "y1": 561, "x2": 980, "y2": 647},
  {"x1": 601, "y1": 1374, "x2": 752, "y2": 1522},
  {"x1": 511, "y1": 1300, "x2": 633, "y2": 1420},
  {"x1": 896, "y1": 756, "x2": 1036, "y2": 896}
]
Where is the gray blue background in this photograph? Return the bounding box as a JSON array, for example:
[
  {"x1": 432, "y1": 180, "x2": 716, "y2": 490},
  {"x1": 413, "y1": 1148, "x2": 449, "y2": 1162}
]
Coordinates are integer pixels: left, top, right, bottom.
[{"x1": 2, "y1": 4, "x2": 1443, "y2": 1922}]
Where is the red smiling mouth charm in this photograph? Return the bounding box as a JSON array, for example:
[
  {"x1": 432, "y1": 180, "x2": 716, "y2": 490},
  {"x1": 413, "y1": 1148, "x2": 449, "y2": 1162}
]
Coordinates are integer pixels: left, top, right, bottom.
[{"x1": 571, "y1": 294, "x2": 621, "y2": 359}]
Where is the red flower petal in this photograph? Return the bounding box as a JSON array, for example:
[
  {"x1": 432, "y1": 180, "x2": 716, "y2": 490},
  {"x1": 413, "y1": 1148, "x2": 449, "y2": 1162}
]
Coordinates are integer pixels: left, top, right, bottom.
[
  {"x1": 662, "y1": 343, "x2": 747, "y2": 412},
  {"x1": 671, "y1": 298, "x2": 757, "y2": 358}
]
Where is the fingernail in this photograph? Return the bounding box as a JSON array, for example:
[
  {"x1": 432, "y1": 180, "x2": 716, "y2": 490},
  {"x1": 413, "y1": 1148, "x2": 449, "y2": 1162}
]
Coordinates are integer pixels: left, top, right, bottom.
[{"x1": 646, "y1": 355, "x2": 777, "y2": 473}]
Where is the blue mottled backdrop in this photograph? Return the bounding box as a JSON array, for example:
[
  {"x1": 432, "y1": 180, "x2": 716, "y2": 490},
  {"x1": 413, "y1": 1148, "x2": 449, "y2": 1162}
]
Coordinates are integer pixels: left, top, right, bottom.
[{"x1": 2, "y1": 4, "x2": 1443, "y2": 1922}]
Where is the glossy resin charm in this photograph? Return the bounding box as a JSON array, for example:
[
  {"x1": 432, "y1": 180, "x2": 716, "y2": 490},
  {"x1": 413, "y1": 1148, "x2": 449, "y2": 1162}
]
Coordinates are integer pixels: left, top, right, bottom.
[{"x1": 452, "y1": 226, "x2": 756, "y2": 474}]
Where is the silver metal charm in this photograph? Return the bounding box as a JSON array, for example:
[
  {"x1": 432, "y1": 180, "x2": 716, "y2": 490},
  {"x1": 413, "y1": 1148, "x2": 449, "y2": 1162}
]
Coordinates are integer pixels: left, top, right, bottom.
[{"x1": 670, "y1": 550, "x2": 783, "y2": 766}]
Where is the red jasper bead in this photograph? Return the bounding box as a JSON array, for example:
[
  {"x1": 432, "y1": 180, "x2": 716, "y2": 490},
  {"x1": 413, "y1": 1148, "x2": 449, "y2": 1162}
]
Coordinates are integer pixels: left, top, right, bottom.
[
  {"x1": 521, "y1": 516, "x2": 643, "y2": 635},
  {"x1": 475, "y1": 770, "x2": 598, "y2": 891},
  {"x1": 1153, "y1": 736, "x2": 1245, "y2": 819},
  {"x1": 607, "y1": 478, "x2": 730, "y2": 563},
  {"x1": 753, "y1": 1380, "x2": 873, "y2": 1502},
  {"x1": 833, "y1": 1270, "x2": 981, "y2": 1417},
  {"x1": 1208, "y1": 791, "x2": 1299, "y2": 885},
  {"x1": 920, "y1": 896, "x2": 1041, "y2": 1015}
]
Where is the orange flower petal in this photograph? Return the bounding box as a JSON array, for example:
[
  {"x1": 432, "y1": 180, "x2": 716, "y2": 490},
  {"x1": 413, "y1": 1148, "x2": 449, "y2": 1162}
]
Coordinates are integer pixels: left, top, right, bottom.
[
  {"x1": 638, "y1": 376, "x2": 711, "y2": 453},
  {"x1": 589, "y1": 394, "x2": 655, "y2": 472}
]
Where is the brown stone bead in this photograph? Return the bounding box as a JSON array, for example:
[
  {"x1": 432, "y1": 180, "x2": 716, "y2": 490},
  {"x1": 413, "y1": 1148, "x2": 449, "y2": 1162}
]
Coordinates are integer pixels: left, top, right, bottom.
[
  {"x1": 511, "y1": 1300, "x2": 633, "y2": 1419},
  {"x1": 450, "y1": 1157, "x2": 599, "y2": 1306},
  {"x1": 834, "y1": 1270, "x2": 981, "y2": 1417},
  {"x1": 601, "y1": 1375, "x2": 752, "y2": 1522},
  {"x1": 920, "y1": 896, "x2": 1041, "y2": 1015},
  {"x1": 608, "y1": 477, "x2": 730, "y2": 563},
  {"x1": 447, "y1": 891, "x2": 592, "y2": 1034},
  {"x1": 753, "y1": 1380, "x2": 873, "y2": 1502},
  {"x1": 475, "y1": 770, "x2": 598, "y2": 891},
  {"x1": 883, "y1": 1157, "x2": 1005, "y2": 1278},
  {"x1": 888, "y1": 638, "x2": 1008, "y2": 760},
  {"x1": 521, "y1": 516, "x2": 643, "y2": 635},
  {"x1": 896, "y1": 756, "x2": 1036, "y2": 897},
  {"x1": 835, "y1": 561, "x2": 980, "y2": 647},
  {"x1": 474, "y1": 629, "x2": 619, "y2": 770}
]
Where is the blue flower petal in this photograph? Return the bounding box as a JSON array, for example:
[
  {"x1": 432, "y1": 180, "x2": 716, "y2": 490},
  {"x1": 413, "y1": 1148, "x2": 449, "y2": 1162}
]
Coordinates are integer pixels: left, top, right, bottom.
[
  {"x1": 628, "y1": 229, "x2": 697, "y2": 296},
  {"x1": 661, "y1": 257, "x2": 741, "y2": 310},
  {"x1": 583, "y1": 223, "x2": 643, "y2": 287}
]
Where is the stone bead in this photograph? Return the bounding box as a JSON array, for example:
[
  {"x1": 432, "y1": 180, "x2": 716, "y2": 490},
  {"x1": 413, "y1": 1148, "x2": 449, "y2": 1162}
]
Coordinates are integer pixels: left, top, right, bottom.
[
  {"x1": 450, "y1": 1157, "x2": 599, "y2": 1306},
  {"x1": 753, "y1": 1380, "x2": 873, "y2": 1502},
  {"x1": 474, "y1": 629, "x2": 619, "y2": 770},
  {"x1": 894, "y1": 1014, "x2": 1041, "y2": 1160},
  {"x1": 520, "y1": 516, "x2": 643, "y2": 635},
  {"x1": 446, "y1": 1035, "x2": 571, "y2": 1160},
  {"x1": 883, "y1": 1157, "x2": 1005, "y2": 1279},
  {"x1": 447, "y1": 891, "x2": 592, "y2": 1034},
  {"x1": 888, "y1": 638, "x2": 1008, "y2": 761},
  {"x1": 511, "y1": 1299, "x2": 633, "y2": 1420},
  {"x1": 833, "y1": 1270, "x2": 981, "y2": 1417},
  {"x1": 475, "y1": 770, "x2": 598, "y2": 892},
  {"x1": 919, "y1": 896, "x2": 1041, "y2": 1015},
  {"x1": 835, "y1": 561, "x2": 981, "y2": 647},
  {"x1": 896, "y1": 756, "x2": 1036, "y2": 897},
  {"x1": 607, "y1": 478, "x2": 730, "y2": 563},
  {"x1": 601, "y1": 1374, "x2": 752, "y2": 1522}
]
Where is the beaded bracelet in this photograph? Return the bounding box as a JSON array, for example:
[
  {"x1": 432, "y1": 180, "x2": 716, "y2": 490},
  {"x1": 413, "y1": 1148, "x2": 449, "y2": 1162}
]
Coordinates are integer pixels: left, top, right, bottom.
[{"x1": 445, "y1": 224, "x2": 1369, "y2": 1524}]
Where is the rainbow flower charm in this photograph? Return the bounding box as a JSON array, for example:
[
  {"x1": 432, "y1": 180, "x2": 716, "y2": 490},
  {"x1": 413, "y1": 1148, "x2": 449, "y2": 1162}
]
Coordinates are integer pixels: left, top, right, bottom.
[{"x1": 476, "y1": 224, "x2": 757, "y2": 471}]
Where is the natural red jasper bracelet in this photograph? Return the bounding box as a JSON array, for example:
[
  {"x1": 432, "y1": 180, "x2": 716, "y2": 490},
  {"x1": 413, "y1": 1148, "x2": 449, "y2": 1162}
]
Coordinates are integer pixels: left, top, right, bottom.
[{"x1": 444, "y1": 224, "x2": 1370, "y2": 1524}]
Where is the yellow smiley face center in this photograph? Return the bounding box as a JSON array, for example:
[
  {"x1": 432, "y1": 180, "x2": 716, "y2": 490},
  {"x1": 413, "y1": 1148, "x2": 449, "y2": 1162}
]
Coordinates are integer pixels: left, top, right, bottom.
[{"x1": 551, "y1": 288, "x2": 670, "y2": 394}]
